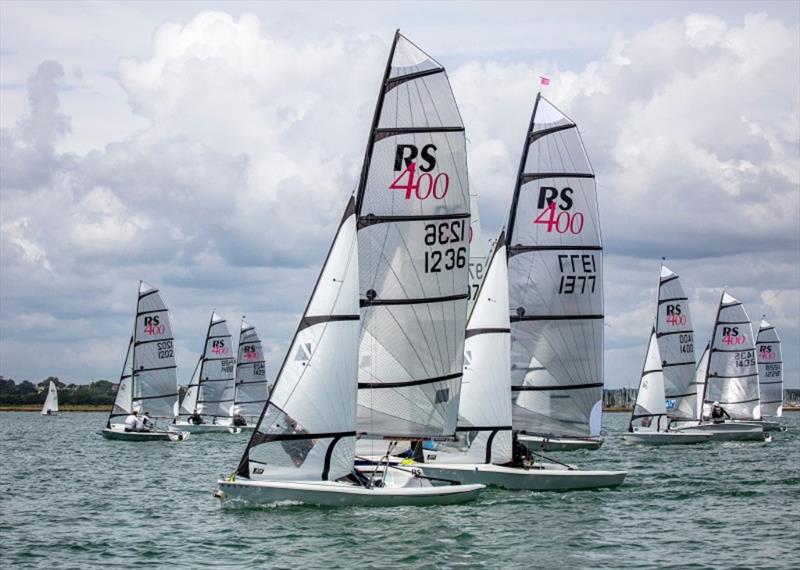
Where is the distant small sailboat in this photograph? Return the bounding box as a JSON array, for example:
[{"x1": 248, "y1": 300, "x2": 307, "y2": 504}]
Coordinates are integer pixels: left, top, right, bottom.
[
  {"x1": 171, "y1": 312, "x2": 240, "y2": 434},
  {"x1": 756, "y1": 319, "x2": 785, "y2": 432},
  {"x1": 102, "y1": 282, "x2": 188, "y2": 441},
  {"x1": 41, "y1": 380, "x2": 58, "y2": 416},
  {"x1": 506, "y1": 93, "x2": 604, "y2": 452}
]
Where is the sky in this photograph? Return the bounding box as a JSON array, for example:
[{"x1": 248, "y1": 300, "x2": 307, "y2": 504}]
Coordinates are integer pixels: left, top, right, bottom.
[{"x1": 1, "y1": 0, "x2": 798, "y2": 390}]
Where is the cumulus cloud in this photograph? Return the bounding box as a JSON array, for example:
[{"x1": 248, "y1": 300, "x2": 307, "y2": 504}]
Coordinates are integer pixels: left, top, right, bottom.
[{"x1": 0, "y1": 8, "x2": 797, "y2": 389}]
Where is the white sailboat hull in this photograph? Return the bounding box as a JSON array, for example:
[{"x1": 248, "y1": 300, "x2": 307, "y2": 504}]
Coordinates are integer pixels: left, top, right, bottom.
[
  {"x1": 623, "y1": 431, "x2": 712, "y2": 445},
  {"x1": 215, "y1": 479, "x2": 484, "y2": 507},
  {"x1": 415, "y1": 462, "x2": 626, "y2": 491},
  {"x1": 670, "y1": 421, "x2": 769, "y2": 442},
  {"x1": 519, "y1": 434, "x2": 604, "y2": 451},
  {"x1": 101, "y1": 427, "x2": 189, "y2": 442},
  {"x1": 759, "y1": 420, "x2": 786, "y2": 432},
  {"x1": 169, "y1": 422, "x2": 253, "y2": 434}
]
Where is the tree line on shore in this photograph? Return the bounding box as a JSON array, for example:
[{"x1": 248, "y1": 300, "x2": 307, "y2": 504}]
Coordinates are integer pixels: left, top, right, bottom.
[{"x1": 0, "y1": 376, "x2": 116, "y2": 405}]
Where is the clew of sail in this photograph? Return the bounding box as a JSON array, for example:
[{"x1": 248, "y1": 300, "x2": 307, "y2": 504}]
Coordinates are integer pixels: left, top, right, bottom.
[
  {"x1": 236, "y1": 199, "x2": 360, "y2": 481},
  {"x1": 195, "y1": 312, "x2": 236, "y2": 420},
  {"x1": 133, "y1": 282, "x2": 180, "y2": 418},
  {"x1": 447, "y1": 233, "x2": 512, "y2": 463},
  {"x1": 703, "y1": 292, "x2": 761, "y2": 421},
  {"x1": 506, "y1": 94, "x2": 603, "y2": 438},
  {"x1": 355, "y1": 31, "x2": 470, "y2": 440},
  {"x1": 655, "y1": 265, "x2": 696, "y2": 420},
  {"x1": 756, "y1": 319, "x2": 782, "y2": 418},
  {"x1": 629, "y1": 328, "x2": 668, "y2": 432},
  {"x1": 234, "y1": 320, "x2": 269, "y2": 418}
]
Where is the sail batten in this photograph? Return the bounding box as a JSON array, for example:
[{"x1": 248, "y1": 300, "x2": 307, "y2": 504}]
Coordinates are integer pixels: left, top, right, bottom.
[
  {"x1": 355, "y1": 32, "x2": 470, "y2": 440},
  {"x1": 507, "y1": 93, "x2": 603, "y2": 438}
]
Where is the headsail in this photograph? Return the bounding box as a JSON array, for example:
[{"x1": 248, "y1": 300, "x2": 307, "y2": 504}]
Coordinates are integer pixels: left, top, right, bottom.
[
  {"x1": 628, "y1": 328, "x2": 668, "y2": 432},
  {"x1": 179, "y1": 358, "x2": 201, "y2": 417},
  {"x1": 234, "y1": 320, "x2": 269, "y2": 418},
  {"x1": 236, "y1": 199, "x2": 359, "y2": 481},
  {"x1": 694, "y1": 343, "x2": 710, "y2": 420},
  {"x1": 446, "y1": 233, "x2": 512, "y2": 463},
  {"x1": 132, "y1": 282, "x2": 180, "y2": 418},
  {"x1": 506, "y1": 94, "x2": 603, "y2": 438},
  {"x1": 702, "y1": 292, "x2": 760, "y2": 420},
  {"x1": 655, "y1": 265, "x2": 696, "y2": 420},
  {"x1": 467, "y1": 192, "x2": 487, "y2": 313},
  {"x1": 195, "y1": 312, "x2": 236, "y2": 420},
  {"x1": 355, "y1": 31, "x2": 470, "y2": 440},
  {"x1": 108, "y1": 337, "x2": 134, "y2": 426},
  {"x1": 756, "y1": 319, "x2": 782, "y2": 418},
  {"x1": 41, "y1": 380, "x2": 59, "y2": 414}
]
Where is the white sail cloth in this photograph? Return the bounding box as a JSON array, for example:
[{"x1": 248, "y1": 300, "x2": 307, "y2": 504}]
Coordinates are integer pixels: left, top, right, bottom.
[
  {"x1": 507, "y1": 95, "x2": 603, "y2": 438},
  {"x1": 196, "y1": 313, "x2": 236, "y2": 419},
  {"x1": 756, "y1": 319, "x2": 782, "y2": 417},
  {"x1": 629, "y1": 328, "x2": 668, "y2": 432},
  {"x1": 234, "y1": 320, "x2": 269, "y2": 418},
  {"x1": 703, "y1": 292, "x2": 761, "y2": 420},
  {"x1": 655, "y1": 265, "x2": 696, "y2": 420},
  {"x1": 355, "y1": 33, "x2": 470, "y2": 440},
  {"x1": 41, "y1": 380, "x2": 59, "y2": 414},
  {"x1": 467, "y1": 192, "x2": 487, "y2": 313},
  {"x1": 238, "y1": 200, "x2": 359, "y2": 481}
]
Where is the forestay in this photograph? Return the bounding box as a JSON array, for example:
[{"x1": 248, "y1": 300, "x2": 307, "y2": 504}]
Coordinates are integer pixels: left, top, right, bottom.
[
  {"x1": 756, "y1": 319, "x2": 782, "y2": 417},
  {"x1": 355, "y1": 31, "x2": 470, "y2": 440},
  {"x1": 196, "y1": 313, "x2": 236, "y2": 420},
  {"x1": 444, "y1": 234, "x2": 512, "y2": 464},
  {"x1": 628, "y1": 328, "x2": 668, "y2": 432},
  {"x1": 132, "y1": 282, "x2": 179, "y2": 418},
  {"x1": 655, "y1": 265, "x2": 696, "y2": 420},
  {"x1": 234, "y1": 320, "x2": 269, "y2": 418},
  {"x1": 703, "y1": 292, "x2": 761, "y2": 421},
  {"x1": 506, "y1": 94, "x2": 603, "y2": 438},
  {"x1": 236, "y1": 199, "x2": 359, "y2": 481}
]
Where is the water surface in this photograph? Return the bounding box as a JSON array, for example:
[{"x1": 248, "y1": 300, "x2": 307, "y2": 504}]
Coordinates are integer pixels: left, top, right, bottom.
[{"x1": 1, "y1": 412, "x2": 797, "y2": 568}]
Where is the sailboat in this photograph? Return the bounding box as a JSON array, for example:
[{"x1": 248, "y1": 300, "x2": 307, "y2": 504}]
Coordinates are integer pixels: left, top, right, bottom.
[
  {"x1": 102, "y1": 282, "x2": 188, "y2": 441},
  {"x1": 669, "y1": 291, "x2": 768, "y2": 442},
  {"x1": 756, "y1": 319, "x2": 785, "y2": 432},
  {"x1": 216, "y1": 32, "x2": 484, "y2": 506},
  {"x1": 170, "y1": 312, "x2": 239, "y2": 434},
  {"x1": 412, "y1": 233, "x2": 625, "y2": 489},
  {"x1": 41, "y1": 380, "x2": 58, "y2": 415},
  {"x1": 505, "y1": 93, "x2": 604, "y2": 452},
  {"x1": 231, "y1": 319, "x2": 269, "y2": 428}
]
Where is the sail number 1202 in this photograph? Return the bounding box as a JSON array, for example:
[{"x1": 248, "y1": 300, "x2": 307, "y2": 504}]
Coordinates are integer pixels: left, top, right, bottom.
[{"x1": 424, "y1": 221, "x2": 466, "y2": 273}]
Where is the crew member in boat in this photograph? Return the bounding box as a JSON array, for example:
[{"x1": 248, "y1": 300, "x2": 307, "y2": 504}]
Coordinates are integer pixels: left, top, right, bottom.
[
  {"x1": 139, "y1": 411, "x2": 154, "y2": 432},
  {"x1": 124, "y1": 409, "x2": 140, "y2": 432},
  {"x1": 709, "y1": 401, "x2": 731, "y2": 423},
  {"x1": 510, "y1": 433, "x2": 532, "y2": 467},
  {"x1": 232, "y1": 413, "x2": 247, "y2": 427},
  {"x1": 188, "y1": 411, "x2": 204, "y2": 425}
]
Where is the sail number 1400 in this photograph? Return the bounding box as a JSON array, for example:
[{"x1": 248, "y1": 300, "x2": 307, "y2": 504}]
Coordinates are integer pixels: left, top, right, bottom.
[{"x1": 424, "y1": 221, "x2": 466, "y2": 273}]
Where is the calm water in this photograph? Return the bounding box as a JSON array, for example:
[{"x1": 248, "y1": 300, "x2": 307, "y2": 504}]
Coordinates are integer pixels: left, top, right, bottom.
[{"x1": 1, "y1": 412, "x2": 798, "y2": 569}]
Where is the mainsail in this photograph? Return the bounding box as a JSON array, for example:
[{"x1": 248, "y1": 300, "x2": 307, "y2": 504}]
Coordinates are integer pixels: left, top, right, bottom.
[
  {"x1": 467, "y1": 192, "x2": 487, "y2": 313},
  {"x1": 236, "y1": 199, "x2": 359, "y2": 480},
  {"x1": 506, "y1": 93, "x2": 603, "y2": 438},
  {"x1": 234, "y1": 320, "x2": 269, "y2": 418},
  {"x1": 655, "y1": 265, "x2": 696, "y2": 420},
  {"x1": 191, "y1": 312, "x2": 236, "y2": 420},
  {"x1": 355, "y1": 31, "x2": 470, "y2": 440},
  {"x1": 445, "y1": 233, "x2": 512, "y2": 463},
  {"x1": 702, "y1": 292, "x2": 761, "y2": 420},
  {"x1": 756, "y1": 319, "x2": 783, "y2": 418},
  {"x1": 41, "y1": 380, "x2": 59, "y2": 414},
  {"x1": 628, "y1": 328, "x2": 668, "y2": 432}
]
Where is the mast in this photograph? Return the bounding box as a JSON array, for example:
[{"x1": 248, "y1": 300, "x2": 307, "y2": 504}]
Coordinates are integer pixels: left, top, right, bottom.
[
  {"x1": 506, "y1": 93, "x2": 603, "y2": 439},
  {"x1": 236, "y1": 198, "x2": 359, "y2": 480},
  {"x1": 354, "y1": 31, "x2": 470, "y2": 441}
]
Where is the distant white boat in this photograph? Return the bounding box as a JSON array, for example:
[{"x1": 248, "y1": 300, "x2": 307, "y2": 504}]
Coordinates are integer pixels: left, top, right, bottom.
[
  {"x1": 101, "y1": 282, "x2": 188, "y2": 442},
  {"x1": 41, "y1": 380, "x2": 58, "y2": 416}
]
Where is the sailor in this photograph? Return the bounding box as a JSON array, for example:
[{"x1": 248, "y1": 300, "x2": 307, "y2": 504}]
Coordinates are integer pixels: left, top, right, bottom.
[
  {"x1": 139, "y1": 411, "x2": 154, "y2": 432},
  {"x1": 188, "y1": 411, "x2": 204, "y2": 425},
  {"x1": 46, "y1": 409, "x2": 52, "y2": 416},
  {"x1": 232, "y1": 413, "x2": 247, "y2": 427},
  {"x1": 511, "y1": 432, "x2": 529, "y2": 467},
  {"x1": 124, "y1": 409, "x2": 140, "y2": 432},
  {"x1": 710, "y1": 401, "x2": 731, "y2": 423}
]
